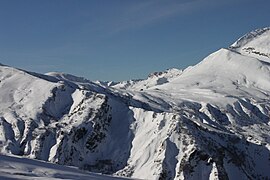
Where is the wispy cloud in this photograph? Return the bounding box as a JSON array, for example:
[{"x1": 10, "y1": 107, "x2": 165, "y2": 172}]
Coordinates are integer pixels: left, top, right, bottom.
[
  {"x1": 110, "y1": 0, "x2": 201, "y2": 32},
  {"x1": 88, "y1": 0, "x2": 218, "y2": 34},
  {"x1": 76, "y1": 0, "x2": 233, "y2": 37}
]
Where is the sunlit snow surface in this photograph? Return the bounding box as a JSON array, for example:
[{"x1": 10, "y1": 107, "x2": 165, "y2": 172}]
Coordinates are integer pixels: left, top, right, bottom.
[{"x1": 0, "y1": 154, "x2": 129, "y2": 180}]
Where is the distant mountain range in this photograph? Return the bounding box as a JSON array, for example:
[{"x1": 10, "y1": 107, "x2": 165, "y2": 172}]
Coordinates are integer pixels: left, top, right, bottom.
[{"x1": 0, "y1": 27, "x2": 270, "y2": 179}]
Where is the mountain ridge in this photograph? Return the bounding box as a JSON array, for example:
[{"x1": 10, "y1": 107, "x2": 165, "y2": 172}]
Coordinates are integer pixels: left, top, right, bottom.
[{"x1": 230, "y1": 27, "x2": 270, "y2": 62}]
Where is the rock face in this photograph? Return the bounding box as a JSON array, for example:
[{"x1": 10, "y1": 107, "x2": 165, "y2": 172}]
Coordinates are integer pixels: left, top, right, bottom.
[{"x1": 1, "y1": 28, "x2": 270, "y2": 180}]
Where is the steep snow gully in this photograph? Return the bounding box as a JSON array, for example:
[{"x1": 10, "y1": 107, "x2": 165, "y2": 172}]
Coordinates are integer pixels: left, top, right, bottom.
[{"x1": 0, "y1": 28, "x2": 270, "y2": 180}]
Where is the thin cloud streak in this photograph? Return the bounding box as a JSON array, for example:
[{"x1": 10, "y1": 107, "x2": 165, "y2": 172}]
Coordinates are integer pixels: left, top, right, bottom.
[
  {"x1": 111, "y1": 0, "x2": 202, "y2": 33},
  {"x1": 93, "y1": 0, "x2": 229, "y2": 35},
  {"x1": 76, "y1": 0, "x2": 234, "y2": 37}
]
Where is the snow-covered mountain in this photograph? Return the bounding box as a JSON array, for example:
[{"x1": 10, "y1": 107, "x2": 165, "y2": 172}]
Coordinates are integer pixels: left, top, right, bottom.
[
  {"x1": 105, "y1": 68, "x2": 183, "y2": 91},
  {"x1": 0, "y1": 27, "x2": 270, "y2": 180}
]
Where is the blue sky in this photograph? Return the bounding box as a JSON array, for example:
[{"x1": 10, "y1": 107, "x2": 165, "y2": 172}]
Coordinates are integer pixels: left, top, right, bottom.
[{"x1": 0, "y1": 0, "x2": 270, "y2": 81}]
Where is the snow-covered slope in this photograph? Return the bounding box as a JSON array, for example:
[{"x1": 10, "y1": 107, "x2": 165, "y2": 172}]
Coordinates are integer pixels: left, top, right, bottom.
[
  {"x1": 1, "y1": 27, "x2": 270, "y2": 180},
  {"x1": 0, "y1": 154, "x2": 128, "y2": 179}
]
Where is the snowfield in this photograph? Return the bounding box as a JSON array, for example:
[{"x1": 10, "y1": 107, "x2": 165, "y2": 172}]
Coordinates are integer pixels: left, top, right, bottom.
[
  {"x1": 0, "y1": 27, "x2": 270, "y2": 179},
  {"x1": 0, "y1": 154, "x2": 129, "y2": 180}
]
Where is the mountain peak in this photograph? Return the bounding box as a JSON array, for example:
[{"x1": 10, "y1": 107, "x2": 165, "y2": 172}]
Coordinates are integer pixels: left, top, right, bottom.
[
  {"x1": 229, "y1": 27, "x2": 270, "y2": 61},
  {"x1": 111, "y1": 68, "x2": 183, "y2": 90},
  {"x1": 230, "y1": 27, "x2": 270, "y2": 49}
]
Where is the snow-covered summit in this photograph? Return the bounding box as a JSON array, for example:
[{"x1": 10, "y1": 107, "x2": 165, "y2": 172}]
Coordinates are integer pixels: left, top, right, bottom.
[
  {"x1": 230, "y1": 27, "x2": 270, "y2": 61},
  {"x1": 46, "y1": 72, "x2": 90, "y2": 84},
  {"x1": 111, "y1": 27, "x2": 270, "y2": 94},
  {"x1": 230, "y1": 27, "x2": 270, "y2": 48},
  {"x1": 143, "y1": 47, "x2": 270, "y2": 110},
  {"x1": 111, "y1": 68, "x2": 183, "y2": 91},
  {"x1": 131, "y1": 27, "x2": 270, "y2": 108}
]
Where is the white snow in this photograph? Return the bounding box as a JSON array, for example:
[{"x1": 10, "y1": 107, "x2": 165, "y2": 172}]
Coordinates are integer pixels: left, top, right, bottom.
[
  {"x1": 230, "y1": 27, "x2": 270, "y2": 62},
  {"x1": 0, "y1": 154, "x2": 129, "y2": 180}
]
